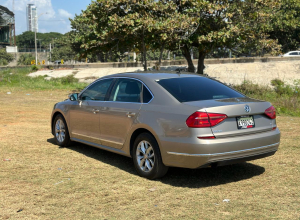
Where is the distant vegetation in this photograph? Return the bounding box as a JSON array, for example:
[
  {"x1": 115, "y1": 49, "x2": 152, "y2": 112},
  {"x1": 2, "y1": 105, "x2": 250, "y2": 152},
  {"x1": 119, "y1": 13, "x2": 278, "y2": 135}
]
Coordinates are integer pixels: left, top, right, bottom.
[
  {"x1": 17, "y1": 53, "x2": 35, "y2": 65},
  {"x1": 0, "y1": 49, "x2": 14, "y2": 66},
  {"x1": 16, "y1": 31, "x2": 63, "y2": 51},
  {"x1": 233, "y1": 79, "x2": 300, "y2": 117}
]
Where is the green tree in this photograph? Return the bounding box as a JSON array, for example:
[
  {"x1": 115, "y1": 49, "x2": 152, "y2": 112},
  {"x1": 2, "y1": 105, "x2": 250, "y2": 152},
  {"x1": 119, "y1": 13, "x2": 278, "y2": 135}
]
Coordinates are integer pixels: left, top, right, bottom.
[
  {"x1": 269, "y1": 0, "x2": 300, "y2": 52},
  {"x1": 70, "y1": 0, "x2": 282, "y2": 74},
  {"x1": 70, "y1": 0, "x2": 196, "y2": 71},
  {"x1": 176, "y1": 0, "x2": 282, "y2": 74},
  {"x1": 16, "y1": 31, "x2": 63, "y2": 50},
  {"x1": 51, "y1": 33, "x2": 76, "y2": 62}
]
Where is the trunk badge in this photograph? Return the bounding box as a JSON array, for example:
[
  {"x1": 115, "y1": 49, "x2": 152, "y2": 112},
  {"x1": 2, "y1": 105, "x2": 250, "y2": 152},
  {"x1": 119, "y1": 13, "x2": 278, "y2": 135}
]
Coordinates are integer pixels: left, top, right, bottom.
[{"x1": 244, "y1": 105, "x2": 251, "y2": 113}]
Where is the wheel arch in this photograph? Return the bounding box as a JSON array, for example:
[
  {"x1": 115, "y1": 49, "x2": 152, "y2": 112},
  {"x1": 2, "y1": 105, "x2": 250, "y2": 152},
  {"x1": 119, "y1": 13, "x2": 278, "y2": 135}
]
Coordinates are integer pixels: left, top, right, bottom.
[
  {"x1": 51, "y1": 111, "x2": 68, "y2": 135},
  {"x1": 129, "y1": 128, "x2": 161, "y2": 158}
]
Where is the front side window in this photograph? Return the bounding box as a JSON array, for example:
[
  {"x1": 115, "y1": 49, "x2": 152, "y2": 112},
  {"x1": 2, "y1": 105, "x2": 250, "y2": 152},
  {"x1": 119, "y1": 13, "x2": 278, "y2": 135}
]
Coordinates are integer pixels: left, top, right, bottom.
[
  {"x1": 289, "y1": 52, "x2": 298, "y2": 55},
  {"x1": 109, "y1": 78, "x2": 142, "y2": 103},
  {"x1": 81, "y1": 78, "x2": 114, "y2": 101}
]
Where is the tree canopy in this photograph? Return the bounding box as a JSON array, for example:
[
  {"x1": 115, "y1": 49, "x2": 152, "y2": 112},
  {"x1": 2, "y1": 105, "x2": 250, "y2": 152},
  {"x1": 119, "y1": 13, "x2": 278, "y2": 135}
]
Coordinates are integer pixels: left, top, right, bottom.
[
  {"x1": 69, "y1": 0, "x2": 296, "y2": 73},
  {"x1": 16, "y1": 31, "x2": 63, "y2": 50}
]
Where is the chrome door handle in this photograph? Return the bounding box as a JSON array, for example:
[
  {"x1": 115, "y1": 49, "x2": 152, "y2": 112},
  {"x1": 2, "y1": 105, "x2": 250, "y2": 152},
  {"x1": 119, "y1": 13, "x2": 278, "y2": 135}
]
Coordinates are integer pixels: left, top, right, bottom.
[
  {"x1": 126, "y1": 112, "x2": 136, "y2": 118},
  {"x1": 92, "y1": 109, "x2": 100, "y2": 114}
]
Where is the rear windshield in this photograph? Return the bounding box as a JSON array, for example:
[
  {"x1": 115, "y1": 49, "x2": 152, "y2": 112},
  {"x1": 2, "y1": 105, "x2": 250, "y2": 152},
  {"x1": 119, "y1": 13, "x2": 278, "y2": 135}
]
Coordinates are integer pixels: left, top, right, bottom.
[{"x1": 157, "y1": 77, "x2": 244, "y2": 102}]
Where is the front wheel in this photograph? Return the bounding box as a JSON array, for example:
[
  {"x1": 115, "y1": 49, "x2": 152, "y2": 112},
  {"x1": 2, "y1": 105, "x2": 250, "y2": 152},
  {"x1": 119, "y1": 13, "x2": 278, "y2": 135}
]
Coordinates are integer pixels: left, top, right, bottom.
[
  {"x1": 133, "y1": 133, "x2": 168, "y2": 179},
  {"x1": 53, "y1": 114, "x2": 71, "y2": 147}
]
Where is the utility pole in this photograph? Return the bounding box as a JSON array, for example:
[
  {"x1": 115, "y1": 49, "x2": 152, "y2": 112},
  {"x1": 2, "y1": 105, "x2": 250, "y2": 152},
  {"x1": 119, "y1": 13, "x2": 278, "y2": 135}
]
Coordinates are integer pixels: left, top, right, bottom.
[
  {"x1": 35, "y1": 12, "x2": 47, "y2": 65},
  {"x1": 50, "y1": 43, "x2": 51, "y2": 63}
]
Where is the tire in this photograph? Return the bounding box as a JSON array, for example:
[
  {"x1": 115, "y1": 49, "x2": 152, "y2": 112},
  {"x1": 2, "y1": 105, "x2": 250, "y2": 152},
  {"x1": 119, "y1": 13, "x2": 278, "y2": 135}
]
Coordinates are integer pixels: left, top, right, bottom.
[
  {"x1": 53, "y1": 114, "x2": 71, "y2": 147},
  {"x1": 133, "y1": 133, "x2": 168, "y2": 179}
]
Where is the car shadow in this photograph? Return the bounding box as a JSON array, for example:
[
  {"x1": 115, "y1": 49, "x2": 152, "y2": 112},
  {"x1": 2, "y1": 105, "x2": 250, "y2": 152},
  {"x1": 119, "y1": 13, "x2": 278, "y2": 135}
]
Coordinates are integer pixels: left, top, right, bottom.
[{"x1": 47, "y1": 138, "x2": 265, "y2": 188}]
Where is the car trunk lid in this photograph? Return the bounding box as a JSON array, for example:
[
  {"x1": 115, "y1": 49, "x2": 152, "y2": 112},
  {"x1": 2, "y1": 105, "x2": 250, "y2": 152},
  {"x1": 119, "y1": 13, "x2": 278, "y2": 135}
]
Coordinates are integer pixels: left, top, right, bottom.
[{"x1": 184, "y1": 97, "x2": 276, "y2": 138}]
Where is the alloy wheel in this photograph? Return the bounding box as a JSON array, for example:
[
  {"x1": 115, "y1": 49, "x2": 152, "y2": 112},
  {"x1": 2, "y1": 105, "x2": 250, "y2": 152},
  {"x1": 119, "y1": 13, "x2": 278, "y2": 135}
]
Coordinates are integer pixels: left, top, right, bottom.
[
  {"x1": 55, "y1": 119, "x2": 66, "y2": 143},
  {"x1": 136, "y1": 141, "x2": 155, "y2": 172}
]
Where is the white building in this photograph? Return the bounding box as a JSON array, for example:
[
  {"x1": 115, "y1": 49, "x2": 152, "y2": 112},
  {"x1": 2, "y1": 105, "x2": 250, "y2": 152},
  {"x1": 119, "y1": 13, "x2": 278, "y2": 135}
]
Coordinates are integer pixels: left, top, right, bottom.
[{"x1": 26, "y1": 4, "x2": 38, "y2": 32}]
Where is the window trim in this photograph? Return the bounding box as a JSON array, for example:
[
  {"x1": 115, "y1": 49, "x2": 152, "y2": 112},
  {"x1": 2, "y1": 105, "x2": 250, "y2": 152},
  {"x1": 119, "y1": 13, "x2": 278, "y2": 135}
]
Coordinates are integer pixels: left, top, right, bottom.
[{"x1": 79, "y1": 77, "x2": 154, "y2": 104}]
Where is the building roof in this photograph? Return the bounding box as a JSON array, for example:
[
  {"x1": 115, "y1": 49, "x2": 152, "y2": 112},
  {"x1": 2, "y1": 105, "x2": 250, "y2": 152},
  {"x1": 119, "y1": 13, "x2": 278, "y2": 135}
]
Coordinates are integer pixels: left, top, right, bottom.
[{"x1": 0, "y1": 5, "x2": 14, "y2": 26}]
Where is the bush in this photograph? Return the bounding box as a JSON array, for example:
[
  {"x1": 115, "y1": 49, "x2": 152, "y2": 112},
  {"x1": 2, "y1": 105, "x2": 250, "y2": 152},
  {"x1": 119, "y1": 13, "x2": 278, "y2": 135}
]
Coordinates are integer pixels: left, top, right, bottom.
[
  {"x1": 18, "y1": 53, "x2": 35, "y2": 65},
  {"x1": 233, "y1": 80, "x2": 300, "y2": 117},
  {"x1": 271, "y1": 78, "x2": 297, "y2": 96},
  {"x1": 233, "y1": 80, "x2": 272, "y2": 96},
  {"x1": 31, "y1": 65, "x2": 39, "y2": 72},
  {"x1": 58, "y1": 75, "x2": 79, "y2": 84},
  {"x1": 0, "y1": 59, "x2": 8, "y2": 66},
  {"x1": 0, "y1": 49, "x2": 14, "y2": 65}
]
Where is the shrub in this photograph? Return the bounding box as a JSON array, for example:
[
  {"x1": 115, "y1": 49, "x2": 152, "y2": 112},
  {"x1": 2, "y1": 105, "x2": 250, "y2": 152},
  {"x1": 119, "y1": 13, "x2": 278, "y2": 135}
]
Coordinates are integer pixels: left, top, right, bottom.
[
  {"x1": 31, "y1": 65, "x2": 39, "y2": 72},
  {"x1": 60, "y1": 75, "x2": 79, "y2": 84},
  {"x1": 17, "y1": 53, "x2": 36, "y2": 65},
  {"x1": 0, "y1": 59, "x2": 8, "y2": 66},
  {"x1": 233, "y1": 80, "x2": 300, "y2": 117},
  {"x1": 271, "y1": 78, "x2": 296, "y2": 96},
  {"x1": 0, "y1": 49, "x2": 14, "y2": 65}
]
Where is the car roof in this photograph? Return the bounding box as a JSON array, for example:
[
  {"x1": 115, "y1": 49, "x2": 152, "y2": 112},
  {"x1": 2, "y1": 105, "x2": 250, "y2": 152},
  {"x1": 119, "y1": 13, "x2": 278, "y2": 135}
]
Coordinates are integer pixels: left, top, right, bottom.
[
  {"x1": 102, "y1": 71, "x2": 204, "y2": 81},
  {"x1": 285, "y1": 51, "x2": 300, "y2": 53}
]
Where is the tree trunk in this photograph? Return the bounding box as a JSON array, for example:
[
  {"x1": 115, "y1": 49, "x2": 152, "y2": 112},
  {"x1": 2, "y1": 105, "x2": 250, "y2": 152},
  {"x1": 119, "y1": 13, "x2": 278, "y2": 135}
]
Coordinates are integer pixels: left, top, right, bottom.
[
  {"x1": 197, "y1": 51, "x2": 206, "y2": 75},
  {"x1": 142, "y1": 29, "x2": 147, "y2": 71},
  {"x1": 181, "y1": 44, "x2": 195, "y2": 73},
  {"x1": 157, "y1": 43, "x2": 165, "y2": 70}
]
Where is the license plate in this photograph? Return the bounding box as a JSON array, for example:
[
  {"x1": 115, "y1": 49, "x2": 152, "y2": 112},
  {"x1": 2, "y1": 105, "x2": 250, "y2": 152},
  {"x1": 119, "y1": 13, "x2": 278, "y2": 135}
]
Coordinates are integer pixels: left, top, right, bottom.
[{"x1": 236, "y1": 116, "x2": 255, "y2": 129}]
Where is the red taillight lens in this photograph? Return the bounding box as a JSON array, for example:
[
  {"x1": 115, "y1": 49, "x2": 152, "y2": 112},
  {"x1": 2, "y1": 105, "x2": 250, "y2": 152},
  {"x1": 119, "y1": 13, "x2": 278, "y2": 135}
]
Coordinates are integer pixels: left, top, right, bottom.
[
  {"x1": 265, "y1": 106, "x2": 276, "y2": 119},
  {"x1": 197, "y1": 136, "x2": 216, "y2": 139},
  {"x1": 186, "y1": 112, "x2": 227, "y2": 128}
]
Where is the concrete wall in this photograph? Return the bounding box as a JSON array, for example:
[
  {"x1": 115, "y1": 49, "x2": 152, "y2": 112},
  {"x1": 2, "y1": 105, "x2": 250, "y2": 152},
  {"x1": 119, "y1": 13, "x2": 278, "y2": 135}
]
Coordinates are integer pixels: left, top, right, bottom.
[
  {"x1": 7, "y1": 52, "x2": 49, "y2": 66},
  {"x1": 205, "y1": 60, "x2": 300, "y2": 86}
]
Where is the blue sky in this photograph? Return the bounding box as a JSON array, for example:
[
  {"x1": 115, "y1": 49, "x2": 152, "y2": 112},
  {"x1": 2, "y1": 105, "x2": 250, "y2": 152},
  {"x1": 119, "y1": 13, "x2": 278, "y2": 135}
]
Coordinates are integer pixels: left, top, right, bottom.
[{"x1": 2, "y1": 0, "x2": 92, "y2": 35}]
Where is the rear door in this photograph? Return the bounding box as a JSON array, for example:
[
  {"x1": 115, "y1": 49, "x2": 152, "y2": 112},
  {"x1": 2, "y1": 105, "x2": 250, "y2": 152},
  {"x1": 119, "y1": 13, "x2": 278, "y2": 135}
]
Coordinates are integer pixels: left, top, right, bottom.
[{"x1": 98, "y1": 78, "x2": 143, "y2": 149}]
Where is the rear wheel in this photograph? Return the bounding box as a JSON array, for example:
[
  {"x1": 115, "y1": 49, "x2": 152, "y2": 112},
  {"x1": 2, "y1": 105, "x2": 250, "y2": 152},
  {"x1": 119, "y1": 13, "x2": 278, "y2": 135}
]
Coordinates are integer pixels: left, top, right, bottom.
[
  {"x1": 53, "y1": 114, "x2": 71, "y2": 147},
  {"x1": 133, "y1": 133, "x2": 168, "y2": 179}
]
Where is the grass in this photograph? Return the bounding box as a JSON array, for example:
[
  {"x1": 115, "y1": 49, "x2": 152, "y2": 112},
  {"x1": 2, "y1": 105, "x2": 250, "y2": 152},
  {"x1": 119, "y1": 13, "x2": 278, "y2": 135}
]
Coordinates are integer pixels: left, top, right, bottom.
[
  {"x1": 0, "y1": 85, "x2": 300, "y2": 219},
  {"x1": 0, "y1": 67, "x2": 88, "y2": 92}
]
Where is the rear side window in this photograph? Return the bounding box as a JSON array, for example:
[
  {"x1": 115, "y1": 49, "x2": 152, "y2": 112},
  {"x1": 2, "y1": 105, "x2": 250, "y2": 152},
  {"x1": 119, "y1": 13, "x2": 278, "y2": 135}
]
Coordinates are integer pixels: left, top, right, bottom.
[
  {"x1": 157, "y1": 77, "x2": 244, "y2": 102},
  {"x1": 143, "y1": 85, "x2": 153, "y2": 103},
  {"x1": 109, "y1": 78, "x2": 142, "y2": 103}
]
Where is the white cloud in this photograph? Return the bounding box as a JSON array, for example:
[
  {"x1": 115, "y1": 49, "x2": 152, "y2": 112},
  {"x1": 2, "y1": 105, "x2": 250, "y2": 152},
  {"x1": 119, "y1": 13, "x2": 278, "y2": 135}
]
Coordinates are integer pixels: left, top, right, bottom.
[
  {"x1": 2, "y1": 0, "x2": 73, "y2": 34},
  {"x1": 58, "y1": 9, "x2": 72, "y2": 18}
]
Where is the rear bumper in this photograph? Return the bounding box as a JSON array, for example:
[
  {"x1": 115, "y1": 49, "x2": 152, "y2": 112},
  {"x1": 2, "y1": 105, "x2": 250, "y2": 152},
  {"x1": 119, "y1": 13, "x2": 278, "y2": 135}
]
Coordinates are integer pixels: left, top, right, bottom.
[
  {"x1": 160, "y1": 129, "x2": 280, "y2": 169},
  {"x1": 167, "y1": 142, "x2": 279, "y2": 168}
]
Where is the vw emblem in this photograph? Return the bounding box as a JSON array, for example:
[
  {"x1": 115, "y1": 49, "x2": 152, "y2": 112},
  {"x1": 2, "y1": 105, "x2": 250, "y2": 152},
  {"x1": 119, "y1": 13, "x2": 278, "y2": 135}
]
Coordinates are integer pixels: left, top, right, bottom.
[{"x1": 244, "y1": 105, "x2": 251, "y2": 113}]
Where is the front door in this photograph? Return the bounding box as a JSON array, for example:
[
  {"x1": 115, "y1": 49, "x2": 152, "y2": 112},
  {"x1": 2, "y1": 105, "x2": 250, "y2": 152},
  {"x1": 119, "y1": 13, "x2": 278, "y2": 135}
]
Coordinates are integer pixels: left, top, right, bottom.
[{"x1": 69, "y1": 78, "x2": 114, "y2": 144}]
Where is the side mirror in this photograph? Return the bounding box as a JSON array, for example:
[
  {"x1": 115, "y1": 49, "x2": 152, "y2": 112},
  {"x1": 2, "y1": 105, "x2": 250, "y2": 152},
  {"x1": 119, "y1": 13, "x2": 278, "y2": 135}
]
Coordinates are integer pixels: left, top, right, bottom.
[{"x1": 69, "y1": 93, "x2": 79, "y2": 101}]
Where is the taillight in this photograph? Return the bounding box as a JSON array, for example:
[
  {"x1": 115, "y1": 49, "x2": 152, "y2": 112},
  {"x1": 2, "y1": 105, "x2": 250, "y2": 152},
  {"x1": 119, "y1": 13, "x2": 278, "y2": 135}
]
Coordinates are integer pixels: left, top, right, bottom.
[
  {"x1": 186, "y1": 112, "x2": 227, "y2": 128},
  {"x1": 265, "y1": 106, "x2": 276, "y2": 119},
  {"x1": 197, "y1": 136, "x2": 216, "y2": 139}
]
